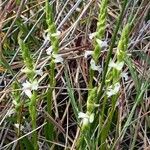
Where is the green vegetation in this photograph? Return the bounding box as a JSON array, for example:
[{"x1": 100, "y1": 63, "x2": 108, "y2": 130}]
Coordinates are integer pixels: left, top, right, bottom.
[{"x1": 0, "y1": 0, "x2": 150, "y2": 149}]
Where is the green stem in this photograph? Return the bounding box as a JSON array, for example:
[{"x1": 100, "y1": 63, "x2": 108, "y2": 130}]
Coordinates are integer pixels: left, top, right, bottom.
[{"x1": 29, "y1": 91, "x2": 38, "y2": 150}]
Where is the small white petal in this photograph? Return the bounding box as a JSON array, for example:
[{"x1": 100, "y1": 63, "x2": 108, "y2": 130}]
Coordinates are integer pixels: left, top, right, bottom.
[
  {"x1": 22, "y1": 80, "x2": 31, "y2": 89},
  {"x1": 78, "y1": 112, "x2": 88, "y2": 119},
  {"x1": 22, "y1": 80, "x2": 38, "y2": 98},
  {"x1": 46, "y1": 46, "x2": 53, "y2": 55},
  {"x1": 78, "y1": 112, "x2": 94, "y2": 124},
  {"x1": 43, "y1": 30, "x2": 50, "y2": 44},
  {"x1": 90, "y1": 59, "x2": 102, "y2": 73},
  {"x1": 121, "y1": 72, "x2": 128, "y2": 81},
  {"x1": 51, "y1": 31, "x2": 61, "y2": 37},
  {"x1": 82, "y1": 118, "x2": 89, "y2": 125},
  {"x1": 106, "y1": 91, "x2": 112, "y2": 97},
  {"x1": 84, "y1": 51, "x2": 93, "y2": 58},
  {"x1": 109, "y1": 60, "x2": 124, "y2": 71},
  {"x1": 24, "y1": 89, "x2": 32, "y2": 98},
  {"x1": 12, "y1": 100, "x2": 18, "y2": 106},
  {"x1": 31, "y1": 80, "x2": 38, "y2": 90},
  {"x1": 53, "y1": 54, "x2": 63, "y2": 63},
  {"x1": 89, "y1": 113, "x2": 94, "y2": 123},
  {"x1": 113, "y1": 83, "x2": 120, "y2": 93},
  {"x1": 35, "y1": 69, "x2": 43, "y2": 76},
  {"x1": 14, "y1": 124, "x2": 24, "y2": 131},
  {"x1": 96, "y1": 39, "x2": 108, "y2": 48},
  {"x1": 107, "y1": 83, "x2": 120, "y2": 97},
  {"x1": 89, "y1": 32, "x2": 97, "y2": 39}
]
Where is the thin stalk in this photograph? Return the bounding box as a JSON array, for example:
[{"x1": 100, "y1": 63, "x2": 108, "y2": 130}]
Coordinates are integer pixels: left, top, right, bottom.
[
  {"x1": 45, "y1": 0, "x2": 60, "y2": 145},
  {"x1": 18, "y1": 35, "x2": 39, "y2": 150},
  {"x1": 29, "y1": 91, "x2": 38, "y2": 150},
  {"x1": 98, "y1": 1, "x2": 130, "y2": 148},
  {"x1": 89, "y1": 0, "x2": 109, "y2": 88},
  {"x1": 96, "y1": 0, "x2": 129, "y2": 103}
]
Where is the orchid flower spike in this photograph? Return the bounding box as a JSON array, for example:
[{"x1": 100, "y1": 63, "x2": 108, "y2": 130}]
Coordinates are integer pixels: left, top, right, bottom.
[{"x1": 22, "y1": 80, "x2": 38, "y2": 98}]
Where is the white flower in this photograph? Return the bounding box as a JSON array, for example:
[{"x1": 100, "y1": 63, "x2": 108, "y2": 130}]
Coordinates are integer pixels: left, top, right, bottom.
[
  {"x1": 51, "y1": 30, "x2": 61, "y2": 37},
  {"x1": 78, "y1": 112, "x2": 94, "y2": 124},
  {"x1": 90, "y1": 59, "x2": 102, "y2": 73},
  {"x1": 22, "y1": 80, "x2": 38, "y2": 98},
  {"x1": 43, "y1": 30, "x2": 50, "y2": 44},
  {"x1": 78, "y1": 112, "x2": 87, "y2": 119},
  {"x1": 84, "y1": 50, "x2": 93, "y2": 58},
  {"x1": 21, "y1": 68, "x2": 43, "y2": 76},
  {"x1": 89, "y1": 32, "x2": 97, "y2": 39},
  {"x1": 96, "y1": 39, "x2": 108, "y2": 49},
  {"x1": 121, "y1": 72, "x2": 128, "y2": 81},
  {"x1": 35, "y1": 69, "x2": 43, "y2": 76},
  {"x1": 46, "y1": 46, "x2": 53, "y2": 55},
  {"x1": 14, "y1": 124, "x2": 24, "y2": 131},
  {"x1": 106, "y1": 82, "x2": 120, "y2": 97},
  {"x1": 53, "y1": 54, "x2": 63, "y2": 63},
  {"x1": 89, "y1": 113, "x2": 94, "y2": 123},
  {"x1": 108, "y1": 60, "x2": 124, "y2": 71}
]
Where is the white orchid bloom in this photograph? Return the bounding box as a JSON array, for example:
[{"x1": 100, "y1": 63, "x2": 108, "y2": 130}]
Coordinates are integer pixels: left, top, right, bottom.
[
  {"x1": 121, "y1": 72, "x2": 128, "y2": 81},
  {"x1": 78, "y1": 112, "x2": 94, "y2": 124},
  {"x1": 14, "y1": 124, "x2": 24, "y2": 131},
  {"x1": 90, "y1": 59, "x2": 102, "y2": 73},
  {"x1": 35, "y1": 69, "x2": 43, "y2": 76},
  {"x1": 46, "y1": 46, "x2": 53, "y2": 55},
  {"x1": 43, "y1": 30, "x2": 50, "y2": 44},
  {"x1": 51, "y1": 30, "x2": 61, "y2": 37},
  {"x1": 53, "y1": 54, "x2": 63, "y2": 63},
  {"x1": 22, "y1": 80, "x2": 38, "y2": 98},
  {"x1": 106, "y1": 82, "x2": 120, "y2": 97},
  {"x1": 96, "y1": 39, "x2": 108, "y2": 49},
  {"x1": 108, "y1": 60, "x2": 124, "y2": 71},
  {"x1": 84, "y1": 50, "x2": 93, "y2": 58},
  {"x1": 89, "y1": 32, "x2": 97, "y2": 39}
]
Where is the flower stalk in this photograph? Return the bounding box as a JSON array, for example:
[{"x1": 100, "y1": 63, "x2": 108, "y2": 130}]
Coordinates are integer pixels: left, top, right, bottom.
[
  {"x1": 18, "y1": 35, "x2": 39, "y2": 150},
  {"x1": 100, "y1": 23, "x2": 131, "y2": 149},
  {"x1": 89, "y1": 0, "x2": 109, "y2": 88},
  {"x1": 77, "y1": 0, "x2": 109, "y2": 148},
  {"x1": 45, "y1": 0, "x2": 62, "y2": 143}
]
